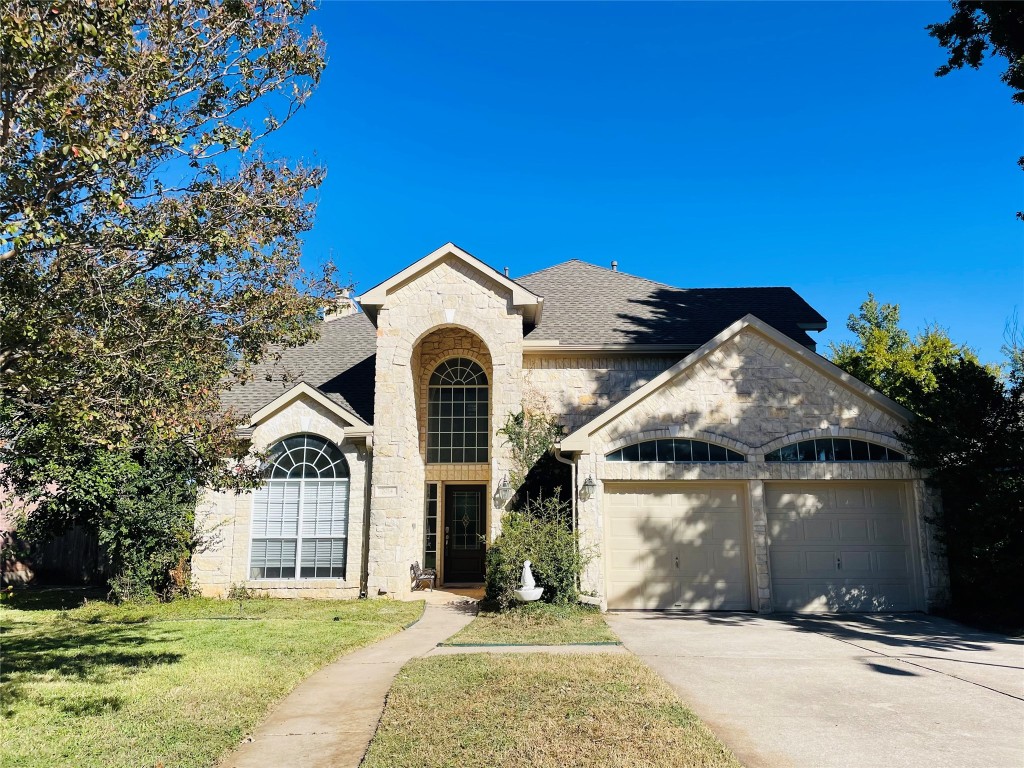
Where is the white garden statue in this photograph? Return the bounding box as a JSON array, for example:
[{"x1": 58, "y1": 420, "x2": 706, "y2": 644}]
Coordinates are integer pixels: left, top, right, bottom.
[{"x1": 514, "y1": 560, "x2": 543, "y2": 602}]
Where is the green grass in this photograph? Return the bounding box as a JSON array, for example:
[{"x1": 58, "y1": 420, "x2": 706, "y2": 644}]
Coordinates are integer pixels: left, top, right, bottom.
[
  {"x1": 445, "y1": 602, "x2": 619, "y2": 645},
  {"x1": 0, "y1": 589, "x2": 423, "y2": 768},
  {"x1": 362, "y1": 653, "x2": 740, "y2": 768}
]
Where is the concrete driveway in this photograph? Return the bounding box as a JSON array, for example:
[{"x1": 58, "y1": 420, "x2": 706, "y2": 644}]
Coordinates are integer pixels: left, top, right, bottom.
[{"x1": 607, "y1": 612, "x2": 1024, "y2": 768}]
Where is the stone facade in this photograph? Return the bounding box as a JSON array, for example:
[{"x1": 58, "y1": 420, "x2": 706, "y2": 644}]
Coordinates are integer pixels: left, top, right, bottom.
[
  {"x1": 523, "y1": 354, "x2": 678, "y2": 433},
  {"x1": 193, "y1": 394, "x2": 368, "y2": 598},
  {"x1": 572, "y1": 325, "x2": 948, "y2": 612},
  {"x1": 365, "y1": 256, "x2": 525, "y2": 597}
]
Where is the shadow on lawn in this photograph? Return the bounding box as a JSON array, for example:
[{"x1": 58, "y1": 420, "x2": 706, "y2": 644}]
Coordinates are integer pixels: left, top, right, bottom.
[
  {"x1": 1, "y1": 620, "x2": 183, "y2": 711},
  {"x1": 4, "y1": 586, "x2": 107, "y2": 612}
]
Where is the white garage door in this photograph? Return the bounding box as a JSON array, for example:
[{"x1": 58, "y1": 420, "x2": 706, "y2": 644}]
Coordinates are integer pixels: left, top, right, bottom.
[
  {"x1": 605, "y1": 483, "x2": 750, "y2": 610},
  {"x1": 766, "y1": 482, "x2": 919, "y2": 612}
]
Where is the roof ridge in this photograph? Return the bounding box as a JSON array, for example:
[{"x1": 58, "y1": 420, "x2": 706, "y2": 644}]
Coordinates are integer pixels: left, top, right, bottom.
[
  {"x1": 517, "y1": 258, "x2": 678, "y2": 292},
  {"x1": 519, "y1": 261, "x2": 805, "y2": 293},
  {"x1": 514, "y1": 258, "x2": 585, "y2": 281}
]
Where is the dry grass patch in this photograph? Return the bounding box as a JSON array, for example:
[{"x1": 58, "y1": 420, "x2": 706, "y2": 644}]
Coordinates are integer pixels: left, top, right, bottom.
[
  {"x1": 446, "y1": 602, "x2": 618, "y2": 645},
  {"x1": 362, "y1": 653, "x2": 739, "y2": 768}
]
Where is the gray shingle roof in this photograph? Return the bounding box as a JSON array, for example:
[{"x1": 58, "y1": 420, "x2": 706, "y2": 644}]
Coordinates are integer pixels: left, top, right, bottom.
[
  {"x1": 222, "y1": 259, "x2": 828, "y2": 425},
  {"x1": 220, "y1": 312, "x2": 377, "y2": 423},
  {"x1": 517, "y1": 260, "x2": 826, "y2": 347}
]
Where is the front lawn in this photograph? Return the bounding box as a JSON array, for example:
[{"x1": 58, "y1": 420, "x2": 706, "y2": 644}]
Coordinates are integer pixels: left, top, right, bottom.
[
  {"x1": 362, "y1": 653, "x2": 740, "y2": 768},
  {"x1": 0, "y1": 589, "x2": 422, "y2": 768},
  {"x1": 445, "y1": 602, "x2": 618, "y2": 645}
]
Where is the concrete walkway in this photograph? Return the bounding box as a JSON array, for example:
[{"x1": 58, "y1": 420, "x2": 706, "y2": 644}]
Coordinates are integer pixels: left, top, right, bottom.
[
  {"x1": 609, "y1": 612, "x2": 1024, "y2": 768},
  {"x1": 223, "y1": 601, "x2": 475, "y2": 768}
]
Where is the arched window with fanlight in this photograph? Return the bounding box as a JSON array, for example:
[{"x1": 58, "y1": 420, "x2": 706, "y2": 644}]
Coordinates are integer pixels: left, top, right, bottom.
[
  {"x1": 427, "y1": 357, "x2": 489, "y2": 463},
  {"x1": 249, "y1": 435, "x2": 350, "y2": 580}
]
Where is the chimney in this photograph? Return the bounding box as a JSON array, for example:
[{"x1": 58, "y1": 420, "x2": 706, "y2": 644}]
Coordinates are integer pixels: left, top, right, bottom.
[
  {"x1": 611, "y1": 260, "x2": 618, "y2": 272},
  {"x1": 324, "y1": 290, "x2": 356, "y2": 321},
  {"x1": 503, "y1": 266, "x2": 509, "y2": 277}
]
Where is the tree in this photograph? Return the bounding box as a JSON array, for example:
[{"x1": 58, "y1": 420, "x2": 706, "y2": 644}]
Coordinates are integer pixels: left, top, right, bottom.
[
  {"x1": 0, "y1": 0, "x2": 335, "y2": 593},
  {"x1": 828, "y1": 294, "x2": 979, "y2": 409},
  {"x1": 928, "y1": 2, "x2": 1024, "y2": 105},
  {"x1": 928, "y1": 2, "x2": 1024, "y2": 219},
  {"x1": 833, "y1": 295, "x2": 1023, "y2": 626},
  {"x1": 899, "y1": 357, "x2": 1023, "y2": 627}
]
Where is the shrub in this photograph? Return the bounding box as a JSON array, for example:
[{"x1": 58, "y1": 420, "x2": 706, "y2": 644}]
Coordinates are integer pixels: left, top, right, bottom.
[
  {"x1": 484, "y1": 496, "x2": 592, "y2": 611},
  {"x1": 15, "y1": 441, "x2": 216, "y2": 602}
]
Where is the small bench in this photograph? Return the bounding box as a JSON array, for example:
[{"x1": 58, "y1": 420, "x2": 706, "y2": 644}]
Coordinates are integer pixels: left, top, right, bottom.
[{"x1": 410, "y1": 561, "x2": 437, "y2": 592}]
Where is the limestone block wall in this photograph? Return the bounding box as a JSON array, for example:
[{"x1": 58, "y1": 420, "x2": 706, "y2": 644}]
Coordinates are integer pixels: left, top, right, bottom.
[
  {"x1": 192, "y1": 396, "x2": 368, "y2": 599},
  {"x1": 573, "y1": 326, "x2": 948, "y2": 612},
  {"x1": 367, "y1": 256, "x2": 525, "y2": 596},
  {"x1": 523, "y1": 354, "x2": 678, "y2": 433}
]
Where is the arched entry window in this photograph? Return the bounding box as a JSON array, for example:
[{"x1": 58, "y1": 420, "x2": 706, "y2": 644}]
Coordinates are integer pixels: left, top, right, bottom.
[
  {"x1": 427, "y1": 357, "x2": 488, "y2": 463},
  {"x1": 250, "y1": 435, "x2": 350, "y2": 579}
]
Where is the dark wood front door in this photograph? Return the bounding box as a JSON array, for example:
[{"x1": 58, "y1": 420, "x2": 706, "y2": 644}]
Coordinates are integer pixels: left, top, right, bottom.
[{"x1": 444, "y1": 485, "x2": 486, "y2": 583}]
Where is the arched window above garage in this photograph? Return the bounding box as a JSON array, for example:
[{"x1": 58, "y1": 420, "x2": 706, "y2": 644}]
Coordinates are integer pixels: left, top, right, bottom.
[
  {"x1": 605, "y1": 439, "x2": 745, "y2": 463},
  {"x1": 764, "y1": 438, "x2": 906, "y2": 462}
]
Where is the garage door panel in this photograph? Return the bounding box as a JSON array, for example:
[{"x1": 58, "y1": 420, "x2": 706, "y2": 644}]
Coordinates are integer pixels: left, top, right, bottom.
[
  {"x1": 766, "y1": 488, "x2": 826, "y2": 513},
  {"x1": 870, "y1": 485, "x2": 902, "y2": 509},
  {"x1": 771, "y1": 550, "x2": 803, "y2": 578},
  {"x1": 839, "y1": 550, "x2": 872, "y2": 573},
  {"x1": 872, "y1": 516, "x2": 908, "y2": 544},
  {"x1": 767, "y1": 482, "x2": 918, "y2": 612},
  {"x1": 803, "y1": 517, "x2": 835, "y2": 541},
  {"x1": 835, "y1": 487, "x2": 867, "y2": 508},
  {"x1": 605, "y1": 483, "x2": 750, "y2": 611},
  {"x1": 874, "y1": 548, "x2": 913, "y2": 575},
  {"x1": 711, "y1": 512, "x2": 744, "y2": 542},
  {"x1": 837, "y1": 518, "x2": 868, "y2": 541}
]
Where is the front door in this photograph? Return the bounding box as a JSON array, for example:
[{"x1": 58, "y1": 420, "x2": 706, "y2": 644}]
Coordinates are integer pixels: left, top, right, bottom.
[{"x1": 444, "y1": 485, "x2": 486, "y2": 583}]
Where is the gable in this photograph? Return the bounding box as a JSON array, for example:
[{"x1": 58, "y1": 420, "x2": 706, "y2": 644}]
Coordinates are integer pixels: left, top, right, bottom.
[
  {"x1": 560, "y1": 315, "x2": 912, "y2": 453},
  {"x1": 248, "y1": 382, "x2": 371, "y2": 435},
  {"x1": 357, "y1": 242, "x2": 543, "y2": 325}
]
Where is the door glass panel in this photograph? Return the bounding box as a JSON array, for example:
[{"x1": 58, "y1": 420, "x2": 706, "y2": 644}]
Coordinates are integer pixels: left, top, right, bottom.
[{"x1": 452, "y1": 491, "x2": 481, "y2": 550}]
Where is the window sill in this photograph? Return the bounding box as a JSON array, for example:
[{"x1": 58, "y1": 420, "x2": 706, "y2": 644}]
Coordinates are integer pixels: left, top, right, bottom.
[{"x1": 245, "y1": 578, "x2": 350, "y2": 587}]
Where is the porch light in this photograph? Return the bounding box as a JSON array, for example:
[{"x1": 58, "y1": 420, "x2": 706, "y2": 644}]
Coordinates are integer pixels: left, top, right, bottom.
[
  {"x1": 495, "y1": 475, "x2": 514, "y2": 506},
  {"x1": 578, "y1": 475, "x2": 596, "y2": 502}
]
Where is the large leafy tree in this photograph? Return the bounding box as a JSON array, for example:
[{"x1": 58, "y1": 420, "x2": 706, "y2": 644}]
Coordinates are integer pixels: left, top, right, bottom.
[
  {"x1": 828, "y1": 294, "x2": 979, "y2": 409},
  {"x1": 832, "y1": 295, "x2": 1023, "y2": 626},
  {"x1": 899, "y1": 358, "x2": 1023, "y2": 627},
  {"x1": 0, "y1": 0, "x2": 335, "y2": 592}
]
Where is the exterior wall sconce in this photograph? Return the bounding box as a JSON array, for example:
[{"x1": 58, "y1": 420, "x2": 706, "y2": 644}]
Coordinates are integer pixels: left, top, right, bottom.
[
  {"x1": 578, "y1": 475, "x2": 596, "y2": 502},
  {"x1": 495, "y1": 475, "x2": 514, "y2": 506}
]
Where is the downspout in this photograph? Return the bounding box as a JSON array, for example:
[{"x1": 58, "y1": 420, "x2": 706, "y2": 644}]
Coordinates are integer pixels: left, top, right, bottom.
[
  {"x1": 553, "y1": 445, "x2": 577, "y2": 534},
  {"x1": 554, "y1": 444, "x2": 582, "y2": 596},
  {"x1": 359, "y1": 435, "x2": 373, "y2": 598}
]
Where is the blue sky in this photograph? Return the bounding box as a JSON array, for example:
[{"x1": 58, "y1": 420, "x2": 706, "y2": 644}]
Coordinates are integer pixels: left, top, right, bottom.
[{"x1": 268, "y1": 1, "x2": 1022, "y2": 363}]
